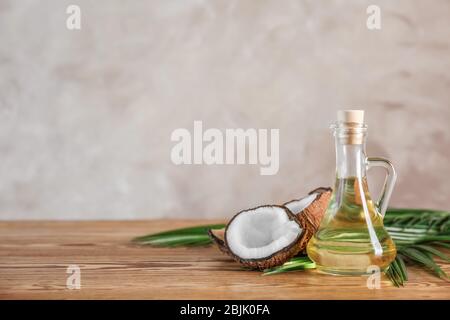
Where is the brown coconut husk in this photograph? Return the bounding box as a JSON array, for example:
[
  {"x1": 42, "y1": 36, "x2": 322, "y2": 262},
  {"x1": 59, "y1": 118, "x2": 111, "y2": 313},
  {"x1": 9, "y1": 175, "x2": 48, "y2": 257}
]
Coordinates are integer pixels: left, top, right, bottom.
[
  {"x1": 284, "y1": 187, "x2": 332, "y2": 225},
  {"x1": 286, "y1": 187, "x2": 332, "y2": 254},
  {"x1": 207, "y1": 228, "x2": 229, "y2": 255}
]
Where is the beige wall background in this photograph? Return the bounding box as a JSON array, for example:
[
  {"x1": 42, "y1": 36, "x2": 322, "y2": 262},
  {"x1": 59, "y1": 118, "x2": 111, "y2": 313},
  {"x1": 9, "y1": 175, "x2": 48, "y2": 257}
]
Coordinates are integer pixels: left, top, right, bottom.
[{"x1": 0, "y1": 0, "x2": 449, "y2": 220}]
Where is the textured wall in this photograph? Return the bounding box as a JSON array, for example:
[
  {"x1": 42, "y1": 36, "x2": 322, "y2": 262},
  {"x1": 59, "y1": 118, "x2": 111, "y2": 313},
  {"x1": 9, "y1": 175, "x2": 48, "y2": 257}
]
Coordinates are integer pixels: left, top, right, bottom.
[{"x1": 1, "y1": 0, "x2": 449, "y2": 219}]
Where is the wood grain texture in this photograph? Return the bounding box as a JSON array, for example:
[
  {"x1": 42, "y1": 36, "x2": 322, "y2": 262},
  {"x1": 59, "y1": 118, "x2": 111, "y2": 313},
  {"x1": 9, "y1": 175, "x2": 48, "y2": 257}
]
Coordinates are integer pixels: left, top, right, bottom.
[{"x1": 0, "y1": 220, "x2": 449, "y2": 300}]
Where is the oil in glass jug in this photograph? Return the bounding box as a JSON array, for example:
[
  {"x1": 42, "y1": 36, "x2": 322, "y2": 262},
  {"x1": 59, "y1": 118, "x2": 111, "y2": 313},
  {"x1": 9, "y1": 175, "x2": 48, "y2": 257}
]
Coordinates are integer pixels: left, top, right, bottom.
[{"x1": 307, "y1": 110, "x2": 397, "y2": 275}]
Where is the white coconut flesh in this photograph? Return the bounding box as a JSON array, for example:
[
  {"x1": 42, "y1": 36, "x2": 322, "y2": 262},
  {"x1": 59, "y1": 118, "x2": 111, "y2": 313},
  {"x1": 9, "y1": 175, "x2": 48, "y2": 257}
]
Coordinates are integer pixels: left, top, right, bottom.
[
  {"x1": 284, "y1": 193, "x2": 318, "y2": 215},
  {"x1": 226, "y1": 206, "x2": 302, "y2": 260}
]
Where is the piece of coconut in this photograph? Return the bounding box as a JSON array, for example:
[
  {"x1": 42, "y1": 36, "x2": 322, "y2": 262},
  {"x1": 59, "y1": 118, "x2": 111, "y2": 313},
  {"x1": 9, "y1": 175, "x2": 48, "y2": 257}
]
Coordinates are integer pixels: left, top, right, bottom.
[
  {"x1": 283, "y1": 187, "x2": 332, "y2": 253},
  {"x1": 224, "y1": 205, "x2": 303, "y2": 270},
  {"x1": 284, "y1": 187, "x2": 332, "y2": 229},
  {"x1": 209, "y1": 187, "x2": 332, "y2": 270},
  {"x1": 284, "y1": 193, "x2": 318, "y2": 216}
]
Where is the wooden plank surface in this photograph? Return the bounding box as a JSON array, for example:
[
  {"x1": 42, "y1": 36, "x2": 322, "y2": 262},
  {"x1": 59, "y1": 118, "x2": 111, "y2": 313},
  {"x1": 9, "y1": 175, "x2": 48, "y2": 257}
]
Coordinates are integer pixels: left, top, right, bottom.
[{"x1": 0, "y1": 220, "x2": 448, "y2": 300}]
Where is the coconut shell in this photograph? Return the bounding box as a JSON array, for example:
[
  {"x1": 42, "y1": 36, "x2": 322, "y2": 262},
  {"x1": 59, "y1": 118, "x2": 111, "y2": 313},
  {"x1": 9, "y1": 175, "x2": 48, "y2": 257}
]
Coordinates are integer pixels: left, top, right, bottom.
[
  {"x1": 207, "y1": 228, "x2": 229, "y2": 255},
  {"x1": 294, "y1": 187, "x2": 332, "y2": 253},
  {"x1": 309, "y1": 187, "x2": 332, "y2": 195},
  {"x1": 294, "y1": 187, "x2": 332, "y2": 223},
  {"x1": 208, "y1": 188, "x2": 332, "y2": 271},
  {"x1": 235, "y1": 235, "x2": 304, "y2": 270}
]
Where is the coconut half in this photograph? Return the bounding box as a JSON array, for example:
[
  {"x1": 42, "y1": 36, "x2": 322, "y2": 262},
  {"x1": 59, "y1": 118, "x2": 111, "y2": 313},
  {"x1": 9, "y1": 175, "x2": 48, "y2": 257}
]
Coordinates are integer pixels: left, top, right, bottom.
[
  {"x1": 209, "y1": 187, "x2": 332, "y2": 270},
  {"x1": 283, "y1": 187, "x2": 332, "y2": 255},
  {"x1": 284, "y1": 187, "x2": 332, "y2": 223}
]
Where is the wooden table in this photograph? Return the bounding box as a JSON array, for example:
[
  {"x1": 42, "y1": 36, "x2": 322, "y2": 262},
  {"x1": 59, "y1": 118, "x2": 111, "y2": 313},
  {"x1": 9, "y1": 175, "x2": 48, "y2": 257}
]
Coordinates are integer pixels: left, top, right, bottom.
[{"x1": 0, "y1": 220, "x2": 449, "y2": 299}]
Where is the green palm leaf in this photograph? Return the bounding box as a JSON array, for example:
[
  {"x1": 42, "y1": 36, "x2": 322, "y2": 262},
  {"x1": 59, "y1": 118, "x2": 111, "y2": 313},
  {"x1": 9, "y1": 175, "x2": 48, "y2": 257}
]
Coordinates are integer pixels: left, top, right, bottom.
[
  {"x1": 386, "y1": 255, "x2": 407, "y2": 287},
  {"x1": 411, "y1": 244, "x2": 450, "y2": 262},
  {"x1": 132, "y1": 224, "x2": 225, "y2": 247},
  {"x1": 263, "y1": 257, "x2": 316, "y2": 275},
  {"x1": 399, "y1": 247, "x2": 447, "y2": 279},
  {"x1": 433, "y1": 241, "x2": 450, "y2": 249}
]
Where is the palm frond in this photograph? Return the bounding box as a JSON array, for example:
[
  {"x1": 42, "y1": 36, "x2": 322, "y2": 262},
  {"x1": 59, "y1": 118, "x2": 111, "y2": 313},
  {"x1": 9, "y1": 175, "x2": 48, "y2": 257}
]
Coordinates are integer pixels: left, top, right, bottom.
[
  {"x1": 386, "y1": 255, "x2": 408, "y2": 287},
  {"x1": 410, "y1": 244, "x2": 450, "y2": 262},
  {"x1": 263, "y1": 256, "x2": 316, "y2": 275},
  {"x1": 381, "y1": 209, "x2": 449, "y2": 285},
  {"x1": 433, "y1": 241, "x2": 450, "y2": 249},
  {"x1": 132, "y1": 224, "x2": 225, "y2": 247},
  {"x1": 399, "y1": 247, "x2": 448, "y2": 279},
  {"x1": 384, "y1": 208, "x2": 450, "y2": 233}
]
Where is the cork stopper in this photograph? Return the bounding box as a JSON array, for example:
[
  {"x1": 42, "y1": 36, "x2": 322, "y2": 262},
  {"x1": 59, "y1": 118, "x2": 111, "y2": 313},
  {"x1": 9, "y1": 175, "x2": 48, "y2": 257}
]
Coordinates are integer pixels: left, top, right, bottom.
[
  {"x1": 335, "y1": 110, "x2": 366, "y2": 144},
  {"x1": 337, "y1": 110, "x2": 365, "y2": 124}
]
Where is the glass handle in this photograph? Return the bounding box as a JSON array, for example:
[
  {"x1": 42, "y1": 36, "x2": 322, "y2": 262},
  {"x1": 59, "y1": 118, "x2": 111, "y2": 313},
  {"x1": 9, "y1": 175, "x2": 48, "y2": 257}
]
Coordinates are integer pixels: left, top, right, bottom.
[{"x1": 366, "y1": 157, "x2": 397, "y2": 218}]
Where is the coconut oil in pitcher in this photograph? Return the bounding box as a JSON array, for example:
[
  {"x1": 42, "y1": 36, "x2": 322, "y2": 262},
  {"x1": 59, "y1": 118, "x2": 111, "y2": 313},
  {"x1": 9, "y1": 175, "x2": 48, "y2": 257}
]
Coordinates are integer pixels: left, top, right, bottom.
[{"x1": 307, "y1": 110, "x2": 397, "y2": 275}]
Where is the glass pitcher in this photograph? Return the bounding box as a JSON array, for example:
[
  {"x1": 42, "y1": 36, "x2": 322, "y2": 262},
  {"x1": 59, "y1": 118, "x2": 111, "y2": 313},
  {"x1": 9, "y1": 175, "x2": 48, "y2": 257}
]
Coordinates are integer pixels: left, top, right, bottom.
[{"x1": 307, "y1": 110, "x2": 397, "y2": 275}]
